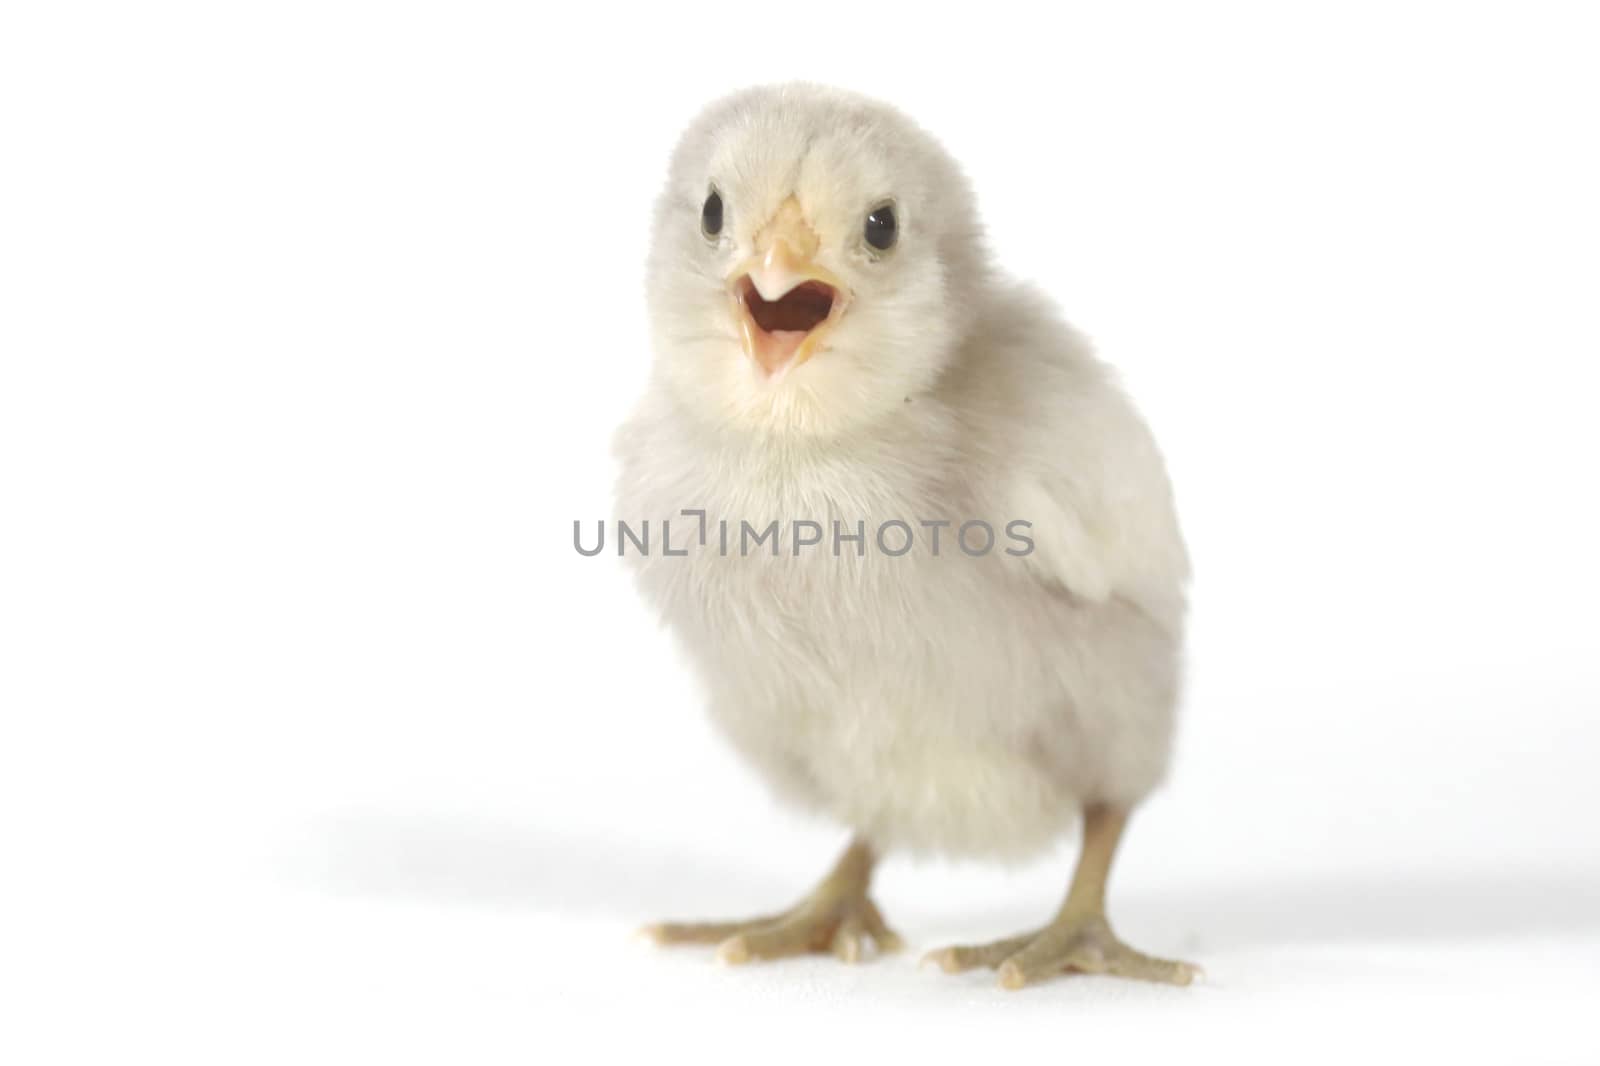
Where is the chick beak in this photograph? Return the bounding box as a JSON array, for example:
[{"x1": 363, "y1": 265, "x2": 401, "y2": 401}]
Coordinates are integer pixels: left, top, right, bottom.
[{"x1": 728, "y1": 199, "x2": 849, "y2": 378}]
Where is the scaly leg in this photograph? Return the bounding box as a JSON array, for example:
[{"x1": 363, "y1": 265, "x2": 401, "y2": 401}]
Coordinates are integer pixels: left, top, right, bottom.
[
  {"x1": 641, "y1": 838, "x2": 902, "y2": 964},
  {"x1": 926, "y1": 805, "x2": 1199, "y2": 988}
]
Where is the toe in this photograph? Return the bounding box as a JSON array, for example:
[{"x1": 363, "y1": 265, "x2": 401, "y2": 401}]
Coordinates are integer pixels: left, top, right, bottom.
[
  {"x1": 926, "y1": 932, "x2": 1037, "y2": 975},
  {"x1": 1100, "y1": 948, "x2": 1198, "y2": 986},
  {"x1": 831, "y1": 914, "x2": 865, "y2": 963},
  {"x1": 934, "y1": 918, "x2": 1199, "y2": 990},
  {"x1": 862, "y1": 899, "x2": 904, "y2": 954},
  {"x1": 1063, "y1": 929, "x2": 1199, "y2": 986},
  {"x1": 647, "y1": 894, "x2": 900, "y2": 966},
  {"x1": 733, "y1": 915, "x2": 831, "y2": 961},
  {"x1": 648, "y1": 920, "x2": 756, "y2": 945},
  {"x1": 645, "y1": 908, "x2": 799, "y2": 946},
  {"x1": 993, "y1": 927, "x2": 1075, "y2": 989}
]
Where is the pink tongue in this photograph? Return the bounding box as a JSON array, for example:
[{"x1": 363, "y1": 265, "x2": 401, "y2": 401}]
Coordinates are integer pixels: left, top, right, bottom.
[
  {"x1": 770, "y1": 330, "x2": 807, "y2": 352},
  {"x1": 752, "y1": 329, "x2": 809, "y2": 374}
]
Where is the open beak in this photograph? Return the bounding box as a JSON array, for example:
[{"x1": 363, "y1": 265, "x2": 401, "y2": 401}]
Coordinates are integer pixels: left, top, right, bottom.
[{"x1": 727, "y1": 197, "x2": 850, "y2": 378}]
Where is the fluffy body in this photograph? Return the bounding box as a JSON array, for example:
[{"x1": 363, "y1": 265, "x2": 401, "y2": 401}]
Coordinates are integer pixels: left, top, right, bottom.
[{"x1": 615, "y1": 85, "x2": 1188, "y2": 861}]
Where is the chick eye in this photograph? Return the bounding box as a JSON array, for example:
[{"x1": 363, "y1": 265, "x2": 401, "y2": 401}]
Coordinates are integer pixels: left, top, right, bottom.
[
  {"x1": 864, "y1": 202, "x2": 897, "y2": 252},
  {"x1": 701, "y1": 189, "x2": 723, "y2": 239}
]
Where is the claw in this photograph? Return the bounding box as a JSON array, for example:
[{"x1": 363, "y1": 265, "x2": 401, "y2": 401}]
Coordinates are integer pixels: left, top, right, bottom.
[{"x1": 714, "y1": 935, "x2": 752, "y2": 965}]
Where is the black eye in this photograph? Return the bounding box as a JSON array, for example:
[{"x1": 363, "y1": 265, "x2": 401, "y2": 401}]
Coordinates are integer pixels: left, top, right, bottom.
[
  {"x1": 701, "y1": 189, "x2": 723, "y2": 238},
  {"x1": 864, "y1": 203, "x2": 897, "y2": 251}
]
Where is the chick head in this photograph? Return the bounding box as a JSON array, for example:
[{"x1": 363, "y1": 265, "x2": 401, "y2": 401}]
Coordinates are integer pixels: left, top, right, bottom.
[{"x1": 645, "y1": 84, "x2": 988, "y2": 439}]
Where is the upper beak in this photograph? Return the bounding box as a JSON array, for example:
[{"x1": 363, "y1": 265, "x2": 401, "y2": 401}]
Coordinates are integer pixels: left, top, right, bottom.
[
  {"x1": 746, "y1": 238, "x2": 823, "y2": 303},
  {"x1": 727, "y1": 197, "x2": 850, "y2": 378}
]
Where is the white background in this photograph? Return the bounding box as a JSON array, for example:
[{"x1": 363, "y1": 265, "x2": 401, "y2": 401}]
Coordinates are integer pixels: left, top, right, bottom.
[{"x1": 3, "y1": 1, "x2": 1598, "y2": 1062}]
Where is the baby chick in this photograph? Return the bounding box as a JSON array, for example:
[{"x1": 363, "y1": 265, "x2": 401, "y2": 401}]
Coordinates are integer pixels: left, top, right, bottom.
[{"x1": 616, "y1": 84, "x2": 1195, "y2": 988}]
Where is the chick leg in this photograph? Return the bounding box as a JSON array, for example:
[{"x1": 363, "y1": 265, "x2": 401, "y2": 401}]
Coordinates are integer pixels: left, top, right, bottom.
[
  {"x1": 926, "y1": 805, "x2": 1198, "y2": 988},
  {"x1": 641, "y1": 838, "x2": 902, "y2": 964}
]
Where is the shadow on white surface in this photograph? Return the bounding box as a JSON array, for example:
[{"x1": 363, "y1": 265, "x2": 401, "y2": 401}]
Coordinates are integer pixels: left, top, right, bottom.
[{"x1": 293, "y1": 811, "x2": 1600, "y2": 949}]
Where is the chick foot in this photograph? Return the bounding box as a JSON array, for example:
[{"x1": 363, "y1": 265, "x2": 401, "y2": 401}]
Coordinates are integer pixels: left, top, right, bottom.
[
  {"x1": 926, "y1": 804, "x2": 1198, "y2": 989},
  {"x1": 927, "y1": 914, "x2": 1197, "y2": 987},
  {"x1": 640, "y1": 839, "x2": 901, "y2": 965}
]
